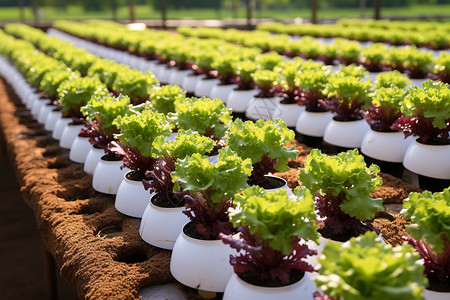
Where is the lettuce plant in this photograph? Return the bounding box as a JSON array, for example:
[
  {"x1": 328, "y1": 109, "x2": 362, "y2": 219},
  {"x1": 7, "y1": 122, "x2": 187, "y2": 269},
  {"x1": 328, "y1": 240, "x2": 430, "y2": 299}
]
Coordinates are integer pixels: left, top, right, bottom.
[
  {"x1": 220, "y1": 186, "x2": 319, "y2": 286},
  {"x1": 391, "y1": 81, "x2": 450, "y2": 144},
  {"x1": 274, "y1": 61, "x2": 301, "y2": 104},
  {"x1": 87, "y1": 59, "x2": 130, "y2": 91},
  {"x1": 172, "y1": 148, "x2": 253, "y2": 239},
  {"x1": 226, "y1": 118, "x2": 297, "y2": 187},
  {"x1": 143, "y1": 130, "x2": 215, "y2": 206},
  {"x1": 174, "y1": 96, "x2": 232, "y2": 144},
  {"x1": 322, "y1": 76, "x2": 373, "y2": 121},
  {"x1": 211, "y1": 54, "x2": 239, "y2": 85},
  {"x1": 254, "y1": 52, "x2": 284, "y2": 70},
  {"x1": 365, "y1": 87, "x2": 404, "y2": 132},
  {"x1": 252, "y1": 69, "x2": 280, "y2": 98},
  {"x1": 299, "y1": 149, "x2": 383, "y2": 240},
  {"x1": 314, "y1": 231, "x2": 426, "y2": 300},
  {"x1": 295, "y1": 68, "x2": 330, "y2": 112},
  {"x1": 149, "y1": 85, "x2": 186, "y2": 115},
  {"x1": 110, "y1": 110, "x2": 173, "y2": 178},
  {"x1": 39, "y1": 69, "x2": 79, "y2": 100},
  {"x1": 359, "y1": 43, "x2": 388, "y2": 72},
  {"x1": 233, "y1": 60, "x2": 257, "y2": 90},
  {"x1": 335, "y1": 39, "x2": 363, "y2": 66},
  {"x1": 334, "y1": 64, "x2": 368, "y2": 79},
  {"x1": 58, "y1": 76, "x2": 108, "y2": 119},
  {"x1": 431, "y1": 52, "x2": 450, "y2": 84},
  {"x1": 112, "y1": 69, "x2": 159, "y2": 104},
  {"x1": 80, "y1": 94, "x2": 137, "y2": 151},
  {"x1": 401, "y1": 188, "x2": 450, "y2": 291},
  {"x1": 403, "y1": 46, "x2": 434, "y2": 79},
  {"x1": 375, "y1": 70, "x2": 411, "y2": 89}
]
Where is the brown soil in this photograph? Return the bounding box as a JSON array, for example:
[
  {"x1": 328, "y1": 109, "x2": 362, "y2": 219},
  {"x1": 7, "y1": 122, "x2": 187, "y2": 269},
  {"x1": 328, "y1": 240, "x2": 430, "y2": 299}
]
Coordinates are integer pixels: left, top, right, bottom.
[
  {"x1": 318, "y1": 224, "x2": 370, "y2": 243},
  {"x1": 373, "y1": 214, "x2": 410, "y2": 246},
  {"x1": 0, "y1": 79, "x2": 199, "y2": 299},
  {"x1": 151, "y1": 192, "x2": 183, "y2": 208}
]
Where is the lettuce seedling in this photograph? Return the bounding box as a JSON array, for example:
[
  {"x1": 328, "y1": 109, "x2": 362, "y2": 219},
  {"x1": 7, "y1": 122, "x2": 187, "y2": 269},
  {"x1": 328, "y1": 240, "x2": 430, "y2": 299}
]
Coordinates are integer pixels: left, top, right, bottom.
[
  {"x1": 375, "y1": 70, "x2": 411, "y2": 89},
  {"x1": 143, "y1": 130, "x2": 215, "y2": 206},
  {"x1": 221, "y1": 186, "x2": 319, "y2": 286},
  {"x1": 211, "y1": 54, "x2": 239, "y2": 85},
  {"x1": 359, "y1": 43, "x2": 388, "y2": 72},
  {"x1": 403, "y1": 46, "x2": 434, "y2": 79},
  {"x1": 58, "y1": 76, "x2": 108, "y2": 119},
  {"x1": 299, "y1": 149, "x2": 383, "y2": 240},
  {"x1": 233, "y1": 60, "x2": 257, "y2": 90},
  {"x1": 251, "y1": 69, "x2": 280, "y2": 98},
  {"x1": 365, "y1": 87, "x2": 404, "y2": 132},
  {"x1": 391, "y1": 81, "x2": 450, "y2": 144},
  {"x1": 254, "y1": 52, "x2": 284, "y2": 70},
  {"x1": 110, "y1": 109, "x2": 173, "y2": 178},
  {"x1": 226, "y1": 118, "x2": 297, "y2": 187},
  {"x1": 401, "y1": 188, "x2": 450, "y2": 291},
  {"x1": 149, "y1": 85, "x2": 186, "y2": 115},
  {"x1": 174, "y1": 96, "x2": 232, "y2": 144},
  {"x1": 80, "y1": 94, "x2": 137, "y2": 151},
  {"x1": 87, "y1": 59, "x2": 130, "y2": 91},
  {"x1": 295, "y1": 68, "x2": 330, "y2": 112},
  {"x1": 112, "y1": 69, "x2": 159, "y2": 104},
  {"x1": 314, "y1": 231, "x2": 426, "y2": 300},
  {"x1": 431, "y1": 52, "x2": 450, "y2": 84},
  {"x1": 39, "y1": 69, "x2": 80, "y2": 100},
  {"x1": 172, "y1": 148, "x2": 253, "y2": 239},
  {"x1": 274, "y1": 60, "x2": 302, "y2": 104},
  {"x1": 335, "y1": 39, "x2": 363, "y2": 66},
  {"x1": 321, "y1": 75, "x2": 373, "y2": 121}
]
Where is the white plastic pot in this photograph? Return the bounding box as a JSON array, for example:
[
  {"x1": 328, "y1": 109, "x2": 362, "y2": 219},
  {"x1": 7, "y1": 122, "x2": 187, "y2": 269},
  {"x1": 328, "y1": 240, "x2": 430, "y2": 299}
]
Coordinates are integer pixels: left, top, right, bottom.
[
  {"x1": 210, "y1": 84, "x2": 238, "y2": 103},
  {"x1": 272, "y1": 102, "x2": 305, "y2": 127},
  {"x1": 83, "y1": 146, "x2": 105, "y2": 175},
  {"x1": 31, "y1": 97, "x2": 49, "y2": 119},
  {"x1": 170, "y1": 223, "x2": 237, "y2": 293},
  {"x1": 158, "y1": 65, "x2": 175, "y2": 84},
  {"x1": 361, "y1": 130, "x2": 414, "y2": 163},
  {"x1": 60, "y1": 124, "x2": 84, "y2": 149},
  {"x1": 423, "y1": 288, "x2": 449, "y2": 300},
  {"x1": 69, "y1": 135, "x2": 91, "y2": 164},
  {"x1": 37, "y1": 104, "x2": 55, "y2": 125},
  {"x1": 139, "y1": 195, "x2": 189, "y2": 250},
  {"x1": 115, "y1": 171, "x2": 153, "y2": 218},
  {"x1": 403, "y1": 140, "x2": 450, "y2": 180},
  {"x1": 245, "y1": 96, "x2": 282, "y2": 121},
  {"x1": 226, "y1": 89, "x2": 258, "y2": 113},
  {"x1": 44, "y1": 109, "x2": 62, "y2": 132},
  {"x1": 92, "y1": 156, "x2": 128, "y2": 195},
  {"x1": 295, "y1": 111, "x2": 333, "y2": 137},
  {"x1": 182, "y1": 74, "x2": 205, "y2": 94},
  {"x1": 169, "y1": 69, "x2": 193, "y2": 87},
  {"x1": 52, "y1": 117, "x2": 72, "y2": 140},
  {"x1": 223, "y1": 272, "x2": 315, "y2": 300},
  {"x1": 323, "y1": 118, "x2": 370, "y2": 148},
  {"x1": 194, "y1": 78, "x2": 220, "y2": 98}
]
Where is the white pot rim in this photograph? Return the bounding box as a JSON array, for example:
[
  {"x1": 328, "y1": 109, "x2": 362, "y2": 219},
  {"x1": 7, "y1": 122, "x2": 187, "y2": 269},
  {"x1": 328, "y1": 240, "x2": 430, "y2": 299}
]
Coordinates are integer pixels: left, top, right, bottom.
[
  {"x1": 99, "y1": 155, "x2": 124, "y2": 165},
  {"x1": 231, "y1": 272, "x2": 310, "y2": 291}
]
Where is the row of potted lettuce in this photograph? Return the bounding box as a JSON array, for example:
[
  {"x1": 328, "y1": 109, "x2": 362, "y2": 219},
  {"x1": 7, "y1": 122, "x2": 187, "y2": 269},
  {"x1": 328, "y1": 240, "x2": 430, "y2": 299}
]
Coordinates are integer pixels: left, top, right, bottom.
[
  {"x1": 44, "y1": 21, "x2": 450, "y2": 192},
  {"x1": 49, "y1": 19, "x2": 449, "y2": 85},
  {"x1": 0, "y1": 25, "x2": 449, "y2": 299},
  {"x1": 256, "y1": 19, "x2": 450, "y2": 50},
  {"x1": 177, "y1": 26, "x2": 449, "y2": 83}
]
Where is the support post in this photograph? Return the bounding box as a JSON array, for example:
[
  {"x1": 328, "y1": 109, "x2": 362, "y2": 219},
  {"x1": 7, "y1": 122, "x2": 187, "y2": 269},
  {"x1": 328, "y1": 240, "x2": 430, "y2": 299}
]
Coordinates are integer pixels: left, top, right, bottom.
[
  {"x1": 31, "y1": 0, "x2": 39, "y2": 26},
  {"x1": 161, "y1": 0, "x2": 167, "y2": 30},
  {"x1": 311, "y1": 0, "x2": 317, "y2": 24},
  {"x1": 129, "y1": 0, "x2": 135, "y2": 22},
  {"x1": 246, "y1": 0, "x2": 253, "y2": 29},
  {"x1": 18, "y1": 0, "x2": 25, "y2": 22},
  {"x1": 374, "y1": 0, "x2": 381, "y2": 20}
]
